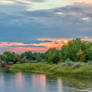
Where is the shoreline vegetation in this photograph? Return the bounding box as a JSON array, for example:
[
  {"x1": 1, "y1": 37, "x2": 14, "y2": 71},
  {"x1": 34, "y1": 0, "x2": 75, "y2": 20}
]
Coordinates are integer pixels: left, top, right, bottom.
[
  {"x1": 10, "y1": 62, "x2": 92, "y2": 79},
  {"x1": 0, "y1": 38, "x2": 92, "y2": 78}
]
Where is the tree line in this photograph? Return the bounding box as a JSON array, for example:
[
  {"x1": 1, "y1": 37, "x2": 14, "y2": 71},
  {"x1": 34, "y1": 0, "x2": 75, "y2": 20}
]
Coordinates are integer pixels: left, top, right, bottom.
[{"x1": 0, "y1": 38, "x2": 92, "y2": 65}]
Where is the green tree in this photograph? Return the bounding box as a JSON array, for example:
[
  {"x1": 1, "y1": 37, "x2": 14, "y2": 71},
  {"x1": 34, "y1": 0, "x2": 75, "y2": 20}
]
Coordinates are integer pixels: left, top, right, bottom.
[
  {"x1": 60, "y1": 38, "x2": 89, "y2": 62},
  {"x1": 0, "y1": 51, "x2": 20, "y2": 64},
  {"x1": 45, "y1": 48, "x2": 60, "y2": 64},
  {"x1": 77, "y1": 49, "x2": 85, "y2": 62},
  {"x1": 20, "y1": 51, "x2": 33, "y2": 62}
]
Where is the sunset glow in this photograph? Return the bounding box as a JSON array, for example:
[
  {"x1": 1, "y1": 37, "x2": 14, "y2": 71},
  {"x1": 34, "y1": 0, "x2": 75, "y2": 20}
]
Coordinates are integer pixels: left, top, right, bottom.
[{"x1": 0, "y1": 38, "x2": 91, "y2": 53}]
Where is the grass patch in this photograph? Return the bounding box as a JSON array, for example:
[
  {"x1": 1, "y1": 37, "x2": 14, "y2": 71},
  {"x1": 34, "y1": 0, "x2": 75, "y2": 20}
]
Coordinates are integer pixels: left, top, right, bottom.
[{"x1": 10, "y1": 62, "x2": 92, "y2": 78}]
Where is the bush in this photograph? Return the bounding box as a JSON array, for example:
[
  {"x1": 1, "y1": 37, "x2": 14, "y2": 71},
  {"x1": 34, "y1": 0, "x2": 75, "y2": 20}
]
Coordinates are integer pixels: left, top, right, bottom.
[
  {"x1": 65, "y1": 58, "x2": 73, "y2": 66},
  {"x1": 88, "y1": 61, "x2": 92, "y2": 65},
  {"x1": 72, "y1": 63, "x2": 81, "y2": 69},
  {"x1": 61, "y1": 63, "x2": 66, "y2": 67},
  {"x1": 0, "y1": 62, "x2": 6, "y2": 67}
]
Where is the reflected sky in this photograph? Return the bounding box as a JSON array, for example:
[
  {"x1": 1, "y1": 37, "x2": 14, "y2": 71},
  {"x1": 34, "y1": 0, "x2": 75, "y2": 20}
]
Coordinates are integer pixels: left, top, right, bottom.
[
  {"x1": 0, "y1": 72, "x2": 63, "y2": 92},
  {"x1": 32, "y1": 74, "x2": 46, "y2": 92},
  {"x1": 0, "y1": 72, "x2": 92, "y2": 92}
]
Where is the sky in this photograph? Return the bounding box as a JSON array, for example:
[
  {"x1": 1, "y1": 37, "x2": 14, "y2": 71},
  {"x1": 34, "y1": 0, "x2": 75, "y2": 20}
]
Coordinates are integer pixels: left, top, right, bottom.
[{"x1": 0, "y1": 0, "x2": 92, "y2": 53}]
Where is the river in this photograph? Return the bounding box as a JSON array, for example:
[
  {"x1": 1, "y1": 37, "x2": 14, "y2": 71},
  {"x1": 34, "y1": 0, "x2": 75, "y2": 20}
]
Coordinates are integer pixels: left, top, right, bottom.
[{"x1": 0, "y1": 72, "x2": 92, "y2": 92}]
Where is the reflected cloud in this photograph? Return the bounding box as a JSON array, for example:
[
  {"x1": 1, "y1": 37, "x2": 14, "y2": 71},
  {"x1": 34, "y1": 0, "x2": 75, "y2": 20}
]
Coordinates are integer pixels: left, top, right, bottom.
[
  {"x1": 57, "y1": 78, "x2": 63, "y2": 92},
  {"x1": 15, "y1": 72, "x2": 25, "y2": 89},
  {"x1": 32, "y1": 74, "x2": 46, "y2": 92}
]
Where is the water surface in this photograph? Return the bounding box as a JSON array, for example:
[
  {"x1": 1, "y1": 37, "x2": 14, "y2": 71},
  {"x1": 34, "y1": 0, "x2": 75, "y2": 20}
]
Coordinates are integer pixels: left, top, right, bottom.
[{"x1": 0, "y1": 72, "x2": 92, "y2": 92}]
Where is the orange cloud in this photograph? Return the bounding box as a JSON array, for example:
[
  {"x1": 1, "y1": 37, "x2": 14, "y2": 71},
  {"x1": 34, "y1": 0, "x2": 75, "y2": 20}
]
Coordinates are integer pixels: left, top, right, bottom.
[
  {"x1": 27, "y1": 38, "x2": 71, "y2": 49},
  {"x1": 0, "y1": 38, "x2": 71, "y2": 53},
  {"x1": 0, "y1": 38, "x2": 72, "y2": 49}
]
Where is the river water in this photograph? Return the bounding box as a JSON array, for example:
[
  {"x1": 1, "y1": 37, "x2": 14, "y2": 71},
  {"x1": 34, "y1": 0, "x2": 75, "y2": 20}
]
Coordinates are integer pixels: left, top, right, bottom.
[{"x1": 0, "y1": 72, "x2": 92, "y2": 92}]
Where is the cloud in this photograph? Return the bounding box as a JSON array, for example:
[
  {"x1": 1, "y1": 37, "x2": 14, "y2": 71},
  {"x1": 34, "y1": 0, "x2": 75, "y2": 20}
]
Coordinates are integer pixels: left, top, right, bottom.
[
  {"x1": 81, "y1": 17, "x2": 90, "y2": 22},
  {"x1": 0, "y1": 38, "x2": 71, "y2": 53},
  {"x1": 0, "y1": 0, "x2": 92, "y2": 41},
  {"x1": 0, "y1": 0, "x2": 15, "y2": 5},
  {"x1": 0, "y1": 0, "x2": 73, "y2": 12},
  {"x1": 0, "y1": 38, "x2": 71, "y2": 48},
  {"x1": 55, "y1": 12, "x2": 65, "y2": 16}
]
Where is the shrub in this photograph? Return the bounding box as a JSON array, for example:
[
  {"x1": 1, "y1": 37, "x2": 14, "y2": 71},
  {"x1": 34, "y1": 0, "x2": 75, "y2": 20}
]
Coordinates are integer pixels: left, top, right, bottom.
[
  {"x1": 65, "y1": 58, "x2": 73, "y2": 66},
  {"x1": 61, "y1": 63, "x2": 66, "y2": 67},
  {"x1": 72, "y1": 63, "x2": 81, "y2": 69},
  {"x1": 88, "y1": 61, "x2": 92, "y2": 65},
  {"x1": 0, "y1": 62, "x2": 6, "y2": 67}
]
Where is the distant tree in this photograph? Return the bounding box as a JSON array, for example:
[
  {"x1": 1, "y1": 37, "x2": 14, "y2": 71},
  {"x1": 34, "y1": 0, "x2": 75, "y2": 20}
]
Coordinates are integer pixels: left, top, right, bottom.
[
  {"x1": 20, "y1": 51, "x2": 33, "y2": 62},
  {"x1": 0, "y1": 51, "x2": 20, "y2": 64}
]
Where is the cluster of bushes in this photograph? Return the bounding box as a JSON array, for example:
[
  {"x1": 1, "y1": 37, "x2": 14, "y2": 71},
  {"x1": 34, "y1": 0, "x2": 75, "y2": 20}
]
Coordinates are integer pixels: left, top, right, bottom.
[{"x1": 0, "y1": 51, "x2": 45, "y2": 66}]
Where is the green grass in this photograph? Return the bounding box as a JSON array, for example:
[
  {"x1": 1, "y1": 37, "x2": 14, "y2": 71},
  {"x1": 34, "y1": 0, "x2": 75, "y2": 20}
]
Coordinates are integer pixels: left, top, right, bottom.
[
  {"x1": 10, "y1": 63, "x2": 52, "y2": 73},
  {"x1": 10, "y1": 62, "x2": 92, "y2": 78}
]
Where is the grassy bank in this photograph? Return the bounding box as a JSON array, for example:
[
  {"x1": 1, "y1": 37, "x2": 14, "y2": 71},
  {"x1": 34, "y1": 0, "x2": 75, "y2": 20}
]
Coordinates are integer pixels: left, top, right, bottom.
[{"x1": 10, "y1": 62, "x2": 92, "y2": 78}]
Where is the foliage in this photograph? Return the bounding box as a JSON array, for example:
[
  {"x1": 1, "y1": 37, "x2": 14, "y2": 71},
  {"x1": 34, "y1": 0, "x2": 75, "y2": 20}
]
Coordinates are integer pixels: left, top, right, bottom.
[
  {"x1": 11, "y1": 62, "x2": 92, "y2": 77},
  {"x1": 20, "y1": 51, "x2": 33, "y2": 62},
  {"x1": 11, "y1": 63, "x2": 52, "y2": 72},
  {"x1": 72, "y1": 63, "x2": 81, "y2": 69},
  {"x1": 0, "y1": 52, "x2": 21, "y2": 64},
  {"x1": 45, "y1": 48, "x2": 60, "y2": 64},
  {"x1": 0, "y1": 62, "x2": 6, "y2": 67},
  {"x1": 60, "y1": 38, "x2": 92, "y2": 62},
  {"x1": 0, "y1": 38, "x2": 92, "y2": 65}
]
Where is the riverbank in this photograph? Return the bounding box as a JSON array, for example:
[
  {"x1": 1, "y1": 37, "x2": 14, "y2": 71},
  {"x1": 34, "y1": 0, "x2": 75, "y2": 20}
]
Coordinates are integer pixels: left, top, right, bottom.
[{"x1": 10, "y1": 62, "x2": 92, "y2": 78}]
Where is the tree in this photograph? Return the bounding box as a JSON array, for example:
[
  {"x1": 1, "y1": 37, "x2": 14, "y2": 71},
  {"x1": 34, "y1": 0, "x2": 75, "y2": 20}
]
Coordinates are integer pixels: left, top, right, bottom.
[
  {"x1": 77, "y1": 49, "x2": 85, "y2": 62},
  {"x1": 20, "y1": 51, "x2": 33, "y2": 62},
  {"x1": 60, "y1": 45, "x2": 69, "y2": 61},
  {"x1": 0, "y1": 51, "x2": 21, "y2": 64},
  {"x1": 45, "y1": 48, "x2": 60, "y2": 64},
  {"x1": 60, "y1": 38, "x2": 90, "y2": 62},
  {"x1": 85, "y1": 46, "x2": 92, "y2": 61}
]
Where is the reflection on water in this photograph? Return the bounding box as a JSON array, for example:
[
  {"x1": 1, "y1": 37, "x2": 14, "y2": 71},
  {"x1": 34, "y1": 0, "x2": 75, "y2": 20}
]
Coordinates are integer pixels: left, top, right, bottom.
[
  {"x1": 32, "y1": 74, "x2": 46, "y2": 92},
  {"x1": 15, "y1": 72, "x2": 24, "y2": 89},
  {"x1": 0, "y1": 73, "x2": 5, "y2": 87},
  {"x1": 57, "y1": 78, "x2": 63, "y2": 92},
  {"x1": 0, "y1": 72, "x2": 92, "y2": 92}
]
